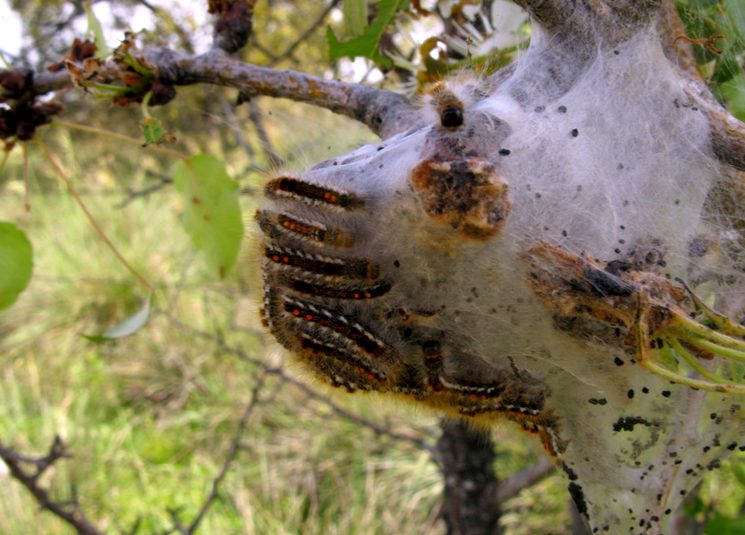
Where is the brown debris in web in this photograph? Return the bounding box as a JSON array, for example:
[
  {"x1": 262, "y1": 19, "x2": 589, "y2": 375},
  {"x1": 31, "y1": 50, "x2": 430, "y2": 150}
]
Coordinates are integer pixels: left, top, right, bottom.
[
  {"x1": 521, "y1": 240, "x2": 686, "y2": 347},
  {"x1": 411, "y1": 157, "x2": 510, "y2": 240}
]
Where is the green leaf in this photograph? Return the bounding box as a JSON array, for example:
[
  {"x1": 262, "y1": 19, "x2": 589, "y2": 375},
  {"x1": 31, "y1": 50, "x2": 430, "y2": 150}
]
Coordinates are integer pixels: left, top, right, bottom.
[
  {"x1": 705, "y1": 514, "x2": 745, "y2": 535},
  {"x1": 142, "y1": 116, "x2": 166, "y2": 146},
  {"x1": 103, "y1": 297, "x2": 152, "y2": 338},
  {"x1": 327, "y1": 0, "x2": 408, "y2": 67},
  {"x1": 84, "y1": 0, "x2": 111, "y2": 57},
  {"x1": 732, "y1": 459, "x2": 745, "y2": 487},
  {"x1": 172, "y1": 155, "x2": 243, "y2": 279},
  {"x1": 0, "y1": 51, "x2": 11, "y2": 69},
  {"x1": 720, "y1": 73, "x2": 745, "y2": 121},
  {"x1": 684, "y1": 495, "x2": 705, "y2": 517},
  {"x1": 82, "y1": 296, "x2": 152, "y2": 342},
  {"x1": 0, "y1": 222, "x2": 33, "y2": 311},
  {"x1": 344, "y1": 0, "x2": 369, "y2": 37},
  {"x1": 724, "y1": 0, "x2": 745, "y2": 40}
]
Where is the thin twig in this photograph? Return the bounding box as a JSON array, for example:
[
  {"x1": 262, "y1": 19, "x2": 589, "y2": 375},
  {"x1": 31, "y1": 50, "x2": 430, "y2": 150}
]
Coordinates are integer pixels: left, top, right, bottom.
[
  {"x1": 51, "y1": 120, "x2": 188, "y2": 160},
  {"x1": 494, "y1": 455, "x2": 554, "y2": 504},
  {"x1": 290, "y1": 375, "x2": 437, "y2": 454},
  {"x1": 181, "y1": 371, "x2": 269, "y2": 534},
  {"x1": 220, "y1": 99, "x2": 256, "y2": 162},
  {"x1": 115, "y1": 175, "x2": 173, "y2": 209},
  {"x1": 247, "y1": 101, "x2": 283, "y2": 168},
  {"x1": 158, "y1": 309, "x2": 436, "y2": 453},
  {"x1": 657, "y1": 0, "x2": 701, "y2": 80},
  {"x1": 36, "y1": 138, "x2": 156, "y2": 293},
  {"x1": 269, "y1": 0, "x2": 342, "y2": 67},
  {"x1": 250, "y1": 41, "x2": 280, "y2": 64},
  {"x1": 137, "y1": 0, "x2": 195, "y2": 54},
  {"x1": 0, "y1": 436, "x2": 103, "y2": 535},
  {"x1": 22, "y1": 142, "x2": 31, "y2": 211}
]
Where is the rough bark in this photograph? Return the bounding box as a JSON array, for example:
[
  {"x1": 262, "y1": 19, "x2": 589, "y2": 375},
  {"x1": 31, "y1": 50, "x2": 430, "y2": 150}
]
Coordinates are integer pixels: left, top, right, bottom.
[{"x1": 437, "y1": 420, "x2": 501, "y2": 535}]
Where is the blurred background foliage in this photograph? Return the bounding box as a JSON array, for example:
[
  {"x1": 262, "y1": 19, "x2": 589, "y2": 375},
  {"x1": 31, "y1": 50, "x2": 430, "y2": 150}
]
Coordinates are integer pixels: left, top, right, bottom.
[{"x1": 0, "y1": 0, "x2": 744, "y2": 533}]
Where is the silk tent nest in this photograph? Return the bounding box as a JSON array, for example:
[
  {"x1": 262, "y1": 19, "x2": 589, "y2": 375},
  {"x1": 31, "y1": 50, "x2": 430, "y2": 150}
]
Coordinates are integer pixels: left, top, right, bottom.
[{"x1": 257, "y1": 1, "x2": 745, "y2": 532}]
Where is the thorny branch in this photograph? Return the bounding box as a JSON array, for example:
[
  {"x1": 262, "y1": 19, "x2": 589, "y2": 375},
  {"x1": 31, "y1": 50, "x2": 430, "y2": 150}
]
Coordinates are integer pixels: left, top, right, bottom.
[{"x1": 0, "y1": 436, "x2": 103, "y2": 535}]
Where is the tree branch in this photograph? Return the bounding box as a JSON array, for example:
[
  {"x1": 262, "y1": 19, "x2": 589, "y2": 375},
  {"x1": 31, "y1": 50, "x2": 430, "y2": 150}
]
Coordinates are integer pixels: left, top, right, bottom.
[
  {"x1": 268, "y1": 0, "x2": 341, "y2": 67},
  {"x1": 657, "y1": 0, "x2": 701, "y2": 80},
  {"x1": 436, "y1": 419, "x2": 500, "y2": 535},
  {"x1": 31, "y1": 69, "x2": 74, "y2": 95},
  {"x1": 494, "y1": 455, "x2": 554, "y2": 504},
  {"x1": 0, "y1": 436, "x2": 103, "y2": 535},
  {"x1": 165, "y1": 50, "x2": 415, "y2": 138},
  {"x1": 702, "y1": 99, "x2": 745, "y2": 173},
  {"x1": 27, "y1": 49, "x2": 416, "y2": 139},
  {"x1": 115, "y1": 172, "x2": 173, "y2": 209},
  {"x1": 683, "y1": 79, "x2": 745, "y2": 172}
]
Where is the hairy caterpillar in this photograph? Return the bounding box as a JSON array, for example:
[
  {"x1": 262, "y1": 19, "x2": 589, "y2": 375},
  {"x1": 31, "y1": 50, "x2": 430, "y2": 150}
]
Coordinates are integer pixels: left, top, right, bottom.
[{"x1": 257, "y1": 23, "x2": 745, "y2": 535}]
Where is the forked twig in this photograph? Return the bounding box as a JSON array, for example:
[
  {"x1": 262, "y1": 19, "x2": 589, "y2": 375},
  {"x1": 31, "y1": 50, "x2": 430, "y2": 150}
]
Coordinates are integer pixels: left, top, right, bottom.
[
  {"x1": 0, "y1": 436, "x2": 103, "y2": 535},
  {"x1": 176, "y1": 371, "x2": 269, "y2": 534},
  {"x1": 37, "y1": 137, "x2": 156, "y2": 293}
]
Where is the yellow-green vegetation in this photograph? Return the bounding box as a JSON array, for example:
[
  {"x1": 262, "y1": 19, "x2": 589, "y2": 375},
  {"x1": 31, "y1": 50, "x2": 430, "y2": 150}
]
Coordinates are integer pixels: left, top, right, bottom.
[{"x1": 0, "y1": 96, "x2": 572, "y2": 534}]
